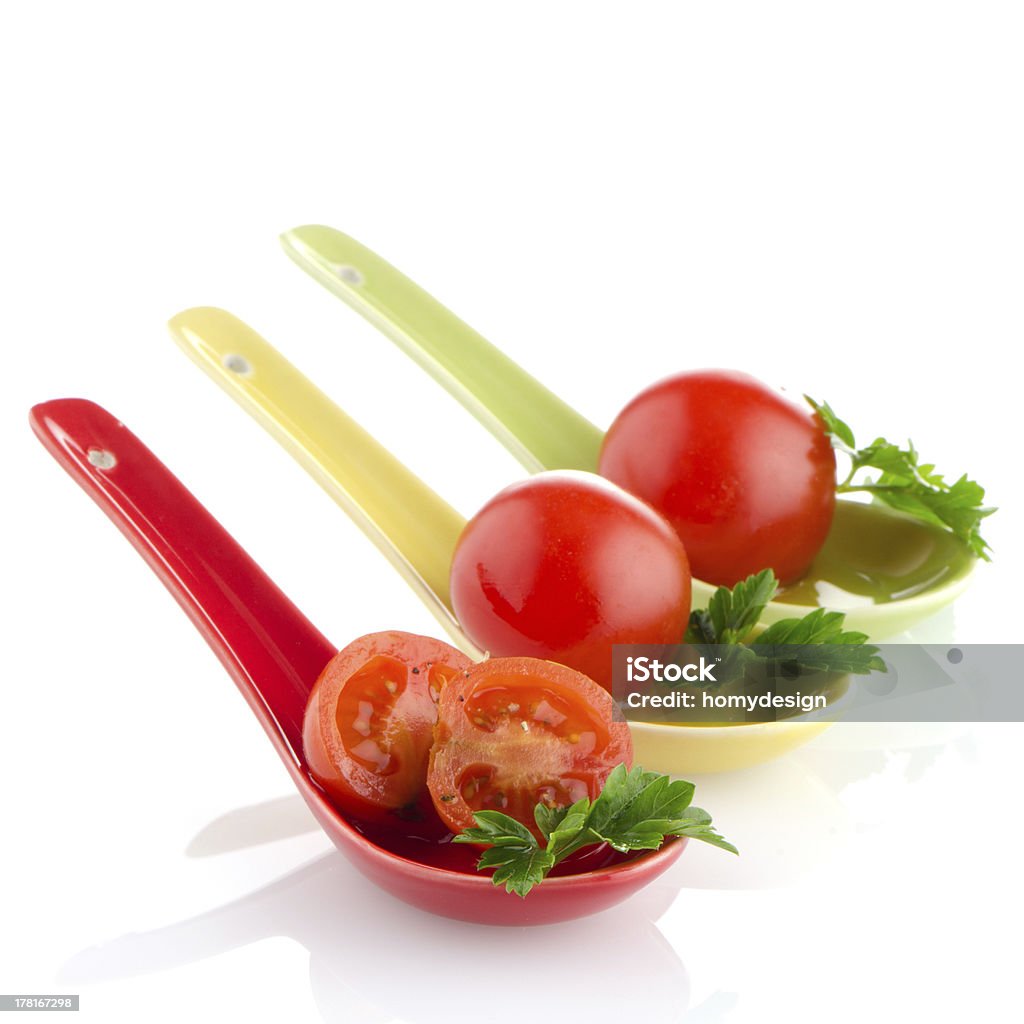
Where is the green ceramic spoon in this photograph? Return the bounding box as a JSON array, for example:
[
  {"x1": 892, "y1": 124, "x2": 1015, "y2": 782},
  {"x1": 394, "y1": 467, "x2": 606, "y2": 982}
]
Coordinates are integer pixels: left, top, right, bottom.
[
  {"x1": 280, "y1": 225, "x2": 602, "y2": 475},
  {"x1": 281, "y1": 225, "x2": 976, "y2": 638}
]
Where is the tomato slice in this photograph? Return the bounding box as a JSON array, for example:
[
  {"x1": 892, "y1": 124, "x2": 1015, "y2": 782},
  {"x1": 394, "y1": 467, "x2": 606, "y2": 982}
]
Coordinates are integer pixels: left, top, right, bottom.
[
  {"x1": 302, "y1": 631, "x2": 472, "y2": 820},
  {"x1": 426, "y1": 657, "x2": 633, "y2": 838}
]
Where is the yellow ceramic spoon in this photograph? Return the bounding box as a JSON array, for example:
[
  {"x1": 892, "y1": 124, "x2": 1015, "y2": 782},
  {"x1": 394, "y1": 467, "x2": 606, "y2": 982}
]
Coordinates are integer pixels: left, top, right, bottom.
[
  {"x1": 169, "y1": 307, "x2": 838, "y2": 774},
  {"x1": 168, "y1": 306, "x2": 477, "y2": 657}
]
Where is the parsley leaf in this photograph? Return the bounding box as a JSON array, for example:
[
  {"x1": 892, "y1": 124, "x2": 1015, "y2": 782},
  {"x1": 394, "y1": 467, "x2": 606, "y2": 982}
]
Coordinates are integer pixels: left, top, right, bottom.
[
  {"x1": 685, "y1": 568, "x2": 776, "y2": 645},
  {"x1": 455, "y1": 811, "x2": 555, "y2": 897},
  {"x1": 539, "y1": 799, "x2": 591, "y2": 861},
  {"x1": 454, "y1": 764, "x2": 736, "y2": 897},
  {"x1": 585, "y1": 765, "x2": 697, "y2": 850},
  {"x1": 753, "y1": 609, "x2": 887, "y2": 675},
  {"x1": 806, "y1": 396, "x2": 995, "y2": 559},
  {"x1": 682, "y1": 570, "x2": 885, "y2": 681},
  {"x1": 683, "y1": 568, "x2": 775, "y2": 684}
]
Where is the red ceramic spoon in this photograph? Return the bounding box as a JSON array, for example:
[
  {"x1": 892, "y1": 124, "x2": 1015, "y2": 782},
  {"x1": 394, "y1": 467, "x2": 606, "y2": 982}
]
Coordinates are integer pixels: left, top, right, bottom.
[{"x1": 29, "y1": 398, "x2": 684, "y2": 926}]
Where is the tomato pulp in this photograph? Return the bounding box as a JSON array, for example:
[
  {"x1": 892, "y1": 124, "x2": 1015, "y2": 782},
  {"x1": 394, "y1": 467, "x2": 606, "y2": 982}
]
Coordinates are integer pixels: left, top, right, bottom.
[
  {"x1": 449, "y1": 472, "x2": 692, "y2": 689},
  {"x1": 302, "y1": 631, "x2": 471, "y2": 820},
  {"x1": 600, "y1": 370, "x2": 836, "y2": 586},
  {"x1": 427, "y1": 656, "x2": 633, "y2": 838}
]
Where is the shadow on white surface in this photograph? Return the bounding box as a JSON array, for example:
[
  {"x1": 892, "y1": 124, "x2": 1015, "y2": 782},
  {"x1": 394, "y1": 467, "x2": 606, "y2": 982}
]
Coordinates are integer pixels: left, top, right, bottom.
[
  {"x1": 185, "y1": 795, "x2": 320, "y2": 857},
  {"x1": 182, "y1": 710, "x2": 956, "y2": 904},
  {"x1": 57, "y1": 709, "x2": 960, "y2": 1024},
  {"x1": 59, "y1": 851, "x2": 696, "y2": 1024}
]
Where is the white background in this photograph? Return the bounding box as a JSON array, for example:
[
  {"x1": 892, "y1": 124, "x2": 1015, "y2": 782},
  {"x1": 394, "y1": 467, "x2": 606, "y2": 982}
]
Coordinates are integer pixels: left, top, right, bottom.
[{"x1": 2, "y1": 3, "x2": 1022, "y2": 1022}]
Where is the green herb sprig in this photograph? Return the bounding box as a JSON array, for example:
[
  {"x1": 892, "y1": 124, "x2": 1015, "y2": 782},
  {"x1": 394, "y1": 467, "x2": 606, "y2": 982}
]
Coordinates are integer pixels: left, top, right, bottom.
[
  {"x1": 454, "y1": 764, "x2": 736, "y2": 897},
  {"x1": 684, "y1": 569, "x2": 886, "y2": 682},
  {"x1": 807, "y1": 397, "x2": 994, "y2": 559}
]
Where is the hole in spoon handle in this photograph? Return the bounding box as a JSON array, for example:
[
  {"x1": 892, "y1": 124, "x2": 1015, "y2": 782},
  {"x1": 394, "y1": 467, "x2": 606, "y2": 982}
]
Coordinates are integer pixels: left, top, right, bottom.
[{"x1": 281, "y1": 225, "x2": 605, "y2": 473}]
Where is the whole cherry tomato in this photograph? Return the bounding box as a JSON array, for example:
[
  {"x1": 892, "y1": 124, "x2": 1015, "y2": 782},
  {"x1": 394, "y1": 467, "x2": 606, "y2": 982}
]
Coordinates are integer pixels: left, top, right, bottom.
[
  {"x1": 302, "y1": 631, "x2": 471, "y2": 820},
  {"x1": 599, "y1": 370, "x2": 836, "y2": 586},
  {"x1": 449, "y1": 471, "x2": 691, "y2": 690},
  {"x1": 427, "y1": 656, "x2": 633, "y2": 838}
]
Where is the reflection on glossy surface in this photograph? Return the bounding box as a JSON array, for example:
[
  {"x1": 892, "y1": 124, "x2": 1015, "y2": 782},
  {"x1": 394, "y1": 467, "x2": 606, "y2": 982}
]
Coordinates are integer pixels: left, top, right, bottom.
[
  {"x1": 665, "y1": 723, "x2": 960, "y2": 893},
  {"x1": 60, "y1": 711, "x2": 962, "y2": 1024},
  {"x1": 778, "y1": 501, "x2": 975, "y2": 606},
  {"x1": 60, "y1": 851, "x2": 692, "y2": 1024}
]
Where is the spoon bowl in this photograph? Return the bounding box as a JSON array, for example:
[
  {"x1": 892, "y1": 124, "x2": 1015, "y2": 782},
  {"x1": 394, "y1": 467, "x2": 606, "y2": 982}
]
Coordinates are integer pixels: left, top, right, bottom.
[
  {"x1": 30, "y1": 398, "x2": 683, "y2": 926},
  {"x1": 280, "y1": 224, "x2": 977, "y2": 639},
  {"x1": 692, "y1": 500, "x2": 976, "y2": 639}
]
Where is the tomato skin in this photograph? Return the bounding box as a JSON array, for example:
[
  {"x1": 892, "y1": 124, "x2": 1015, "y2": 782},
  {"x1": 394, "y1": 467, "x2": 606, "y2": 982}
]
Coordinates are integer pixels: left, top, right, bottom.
[
  {"x1": 599, "y1": 370, "x2": 836, "y2": 586},
  {"x1": 302, "y1": 631, "x2": 472, "y2": 821},
  {"x1": 449, "y1": 471, "x2": 692, "y2": 690},
  {"x1": 427, "y1": 657, "x2": 633, "y2": 839}
]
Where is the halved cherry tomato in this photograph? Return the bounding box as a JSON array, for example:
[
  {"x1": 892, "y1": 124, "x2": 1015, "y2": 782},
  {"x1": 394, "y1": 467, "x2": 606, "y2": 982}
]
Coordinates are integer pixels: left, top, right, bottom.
[
  {"x1": 302, "y1": 631, "x2": 472, "y2": 820},
  {"x1": 426, "y1": 657, "x2": 633, "y2": 838},
  {"x1": 449, "y1": 471, "x2": 692, "y2": 690},
  {"x1": 600, "y1": 370, "x2": 836, "y2": 586}
]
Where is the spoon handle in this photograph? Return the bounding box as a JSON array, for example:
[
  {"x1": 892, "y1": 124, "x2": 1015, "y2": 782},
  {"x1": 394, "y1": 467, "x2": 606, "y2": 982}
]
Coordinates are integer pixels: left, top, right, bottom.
[
  {"x1": 167, "y1": 306, "x2": 477, "y2": 655},
  {"x1": 280, "y1": 224, "x2": 604, "y2": 473},
  {"x1": 29, "y1": 398, "x2": 335, "y2": 763}
]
